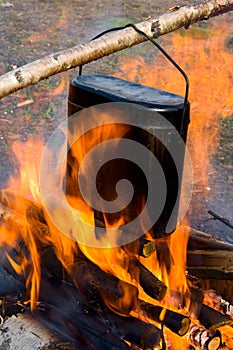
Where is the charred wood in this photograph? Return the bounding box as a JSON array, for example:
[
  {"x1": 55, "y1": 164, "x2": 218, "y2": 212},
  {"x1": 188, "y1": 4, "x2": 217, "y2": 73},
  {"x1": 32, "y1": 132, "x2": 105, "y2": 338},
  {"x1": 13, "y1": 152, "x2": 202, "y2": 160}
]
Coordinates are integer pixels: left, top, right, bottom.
[
  {"x1": 187, "y1": 268, "x2": 233, "y2": 280},
  {"x1": 138, "y1": 300, "x2": 190, "y2": 336},
  {"x1": 129, "y1": 260, "x2": 167, "y2": 301},
  {"x1": 189, "y1": 324, "x2": 222, "y2": 350},
  {"x1": 71, "y1": 253, "x2": 138, "y2": 315},
  {"x1": 0, "y1": 265, "x2": 24, "y2": 294},
  {"x1": 95, "y1": 214, "x2": 156, "y2": 258},
  {"x1": 40, "y1": 253, "x2": 162, "y2": 349},
  {"x1": 38, "y1": 277, "x2": 132, "y2": 350},
  {"x1": 123, "y1": 237, "x2": 156, "y2": 258},
  {"x1": 196, "y1": 279, "x2": 233, "y2": 305},
  {"x1": 41, "y1": 245, "x2": 64, "y2": 280},
  {"x1": 0, "y1": 294, "x2": 26, "y2": 320},
  {"x1": 197, "y1": 303, "x2": 232, "y2": 330},
  {"x1": 219, "y1": 297, "x2": 233, "y2": 316},
  {"x1": 155, "y1": 240, "x2": 174, "y2": 275},
  {"x1": 137, "y1": 238, "x2": 156, "y2": 258},
  {"x1": 100, "y1": 310, "x2": 162, "y2": 350}
]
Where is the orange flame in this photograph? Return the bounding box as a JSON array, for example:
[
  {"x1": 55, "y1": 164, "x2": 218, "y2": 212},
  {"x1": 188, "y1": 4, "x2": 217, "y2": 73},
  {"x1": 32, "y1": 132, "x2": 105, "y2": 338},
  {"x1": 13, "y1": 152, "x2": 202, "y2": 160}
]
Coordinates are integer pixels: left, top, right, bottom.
[
  {"x1": 116, "y1": 19, "x2": 233, "y2": 191},
  {"x1": 0, "y1": 17, "x2": 232, "y2": 349}
]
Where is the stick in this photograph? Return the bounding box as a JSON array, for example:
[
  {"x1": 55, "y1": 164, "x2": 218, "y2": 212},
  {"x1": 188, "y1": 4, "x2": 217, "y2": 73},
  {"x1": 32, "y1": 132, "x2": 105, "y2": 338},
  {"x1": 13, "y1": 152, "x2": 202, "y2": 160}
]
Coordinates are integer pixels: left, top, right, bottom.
[
  {"x1": 0, "y1": 0, "x2": 233, "y2": 98},
  {"x1": 208, "y1": 210, "x2": 233, "y2": 230}
]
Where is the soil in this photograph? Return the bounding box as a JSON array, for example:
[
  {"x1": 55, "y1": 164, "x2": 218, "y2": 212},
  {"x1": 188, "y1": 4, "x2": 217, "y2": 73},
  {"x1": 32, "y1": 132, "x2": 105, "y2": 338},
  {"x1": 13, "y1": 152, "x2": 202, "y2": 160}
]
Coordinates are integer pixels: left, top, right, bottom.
[{"x1": 0, "y1": 0, "x2": 233, "y2": 243}]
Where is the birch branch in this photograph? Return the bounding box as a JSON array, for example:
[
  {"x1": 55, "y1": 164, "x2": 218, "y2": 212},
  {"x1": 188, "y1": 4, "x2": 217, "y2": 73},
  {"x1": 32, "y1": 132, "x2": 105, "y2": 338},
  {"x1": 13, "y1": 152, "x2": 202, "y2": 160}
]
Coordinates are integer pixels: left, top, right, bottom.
[{"x1": 0, "y1": 0, "x2": 233, "y2": 99}]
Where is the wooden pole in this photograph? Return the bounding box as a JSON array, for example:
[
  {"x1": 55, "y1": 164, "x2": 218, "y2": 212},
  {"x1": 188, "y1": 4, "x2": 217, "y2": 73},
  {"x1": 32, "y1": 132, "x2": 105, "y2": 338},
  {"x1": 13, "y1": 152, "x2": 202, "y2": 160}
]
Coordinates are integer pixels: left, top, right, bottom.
[{"x1": 0, "y1": 0, "x2": 233, "y2": 99}]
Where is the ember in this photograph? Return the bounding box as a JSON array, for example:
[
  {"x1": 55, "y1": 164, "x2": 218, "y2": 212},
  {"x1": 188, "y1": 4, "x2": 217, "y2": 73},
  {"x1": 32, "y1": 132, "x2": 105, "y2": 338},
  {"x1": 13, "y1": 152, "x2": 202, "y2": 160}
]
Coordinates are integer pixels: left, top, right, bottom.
[{"x1": 0, "y1": 18, "x2": 233, "y2": 350}]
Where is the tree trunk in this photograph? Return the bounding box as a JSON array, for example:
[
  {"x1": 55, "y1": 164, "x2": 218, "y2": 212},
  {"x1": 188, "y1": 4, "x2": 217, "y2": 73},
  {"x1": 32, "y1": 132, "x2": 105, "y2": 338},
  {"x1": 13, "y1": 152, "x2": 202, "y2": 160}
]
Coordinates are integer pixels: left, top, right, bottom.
[{"x1": 0, "y1": 0, "x2": 233, "y2": 99}]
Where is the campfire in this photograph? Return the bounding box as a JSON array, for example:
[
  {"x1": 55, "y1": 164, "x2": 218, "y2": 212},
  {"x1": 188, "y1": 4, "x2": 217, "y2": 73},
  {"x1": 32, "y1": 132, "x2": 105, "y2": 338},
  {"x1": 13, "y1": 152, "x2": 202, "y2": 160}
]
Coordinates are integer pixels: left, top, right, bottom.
[{"x1": 1, "y1": 14, "x2": 233, "y2": 350}]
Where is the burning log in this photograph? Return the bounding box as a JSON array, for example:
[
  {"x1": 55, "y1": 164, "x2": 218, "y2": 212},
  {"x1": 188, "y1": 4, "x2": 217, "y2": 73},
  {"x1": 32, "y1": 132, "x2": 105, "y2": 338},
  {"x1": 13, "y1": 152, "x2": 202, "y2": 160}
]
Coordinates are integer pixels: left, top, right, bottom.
[
  {"x1": 0, "y1": 0, "x2": 233, "y2": 98},
  {"x1": 94, "y1": 216, "x2": 156, "y2": 258},
  {"x1": 155, "y1": 240, "x2": 174, "y2": 274},
  {"x1": 138, "y1": 300, "x2": 190, "y2": 336},
  {"x1": 37, "y1": 277, "x2": 133, "y2": 350},
  {"x1": 129, "y1": 260, "x2": 167, "y2": 301},
  {"x1": 219, "y1": 296, "x2": 233, "y2": 316},
  {"x1": 71, "y1": 256, "x2": 138, "y2": 315},
  {"x1": 0, "y1": 265, "x2": 24, "y2": 294},
  {"x1": 100, "y1": 311, "x2": 162, "y2": 350},
  {"x1": 197, "y1": 279, "x2": 233, "y2": 305},
  {"x1": 198, "y1": 303, "x2": 232, "y2": 330},
  {"x1": 137, "y1": 238, "x2": 156, "y2": 258},
  {"x1": 189, "y1": 324, "x2": 222, "y2": 350},
  {"x1": 1, "y1": 196, "x2": 232, "y2": 349},
  {"x1": 124, "y1": 237, "x2": 156, "y2": 258}
]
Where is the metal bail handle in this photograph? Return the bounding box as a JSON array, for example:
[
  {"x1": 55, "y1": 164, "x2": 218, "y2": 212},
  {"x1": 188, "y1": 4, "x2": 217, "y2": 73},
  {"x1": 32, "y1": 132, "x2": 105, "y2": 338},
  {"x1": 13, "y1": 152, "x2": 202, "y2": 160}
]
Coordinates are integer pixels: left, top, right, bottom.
[{"x1": 78, "y1": 23, "x2": 189, "y2": 131}]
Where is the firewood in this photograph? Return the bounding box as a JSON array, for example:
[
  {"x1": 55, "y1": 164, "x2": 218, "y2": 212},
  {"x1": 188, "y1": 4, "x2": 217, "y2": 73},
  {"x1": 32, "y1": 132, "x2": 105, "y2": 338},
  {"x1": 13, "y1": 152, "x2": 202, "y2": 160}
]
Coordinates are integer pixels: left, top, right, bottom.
[
  {"x1": 187, "y1": 227, "x2": 233, "y2": 280},
  {"x1": 0, "y1": 0, "x2": 233, "y2": 98},
  {"x1": 0, "y1": 294, "x2": 26, "y2": 320},
  {"x1": 100, "y1": 310, "x2": 162, "y2": 350},
  {"x1": 38, "y1": 277, "x2": 132, "y2": 350},
  {"x1": 2, "y1": 194, "x2": 233, "y2": 282},
  {"x1": 138, "y1": 300, "x2": 190, "y2": 336},
  {"x1": 129, "y1": 260, "x2": 167, "y2": 301},
  {"x1": 138, "y1": 239, "x2": 156, "y2": 258},
  {"x1": 197, "y1": 279, "x2": 233, "y2": 305},
  {"x1": 123, "y1": 237, "x2": 156, "y2": 258},
  {"x1": 187, "y1": 249, "x2": 233, "y2": 279},
  {"x1": 219, "y1": 297, "x2": 233, "y2": 316},
  {"x1": 71, "y1": 254, "x2": 138, "y2": 315},
  {"x1": 198, "y1": 303, "x2": 232, "y2": 330},
  {"x1": 155, "y1": 239, "x2": 174, "y2": 274},
  {"x1": 41, "y1": 257, "x2": 161, "y2": 350},
  {"x1": 188, "y1": 227, "x2": 233, "y2": 251},
  {"x1": 94, "y1": 214, "x2": 156, "y2": 258},
  {"x1": 189, "y1": 324, "x2": 222, "y2": 350}
]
